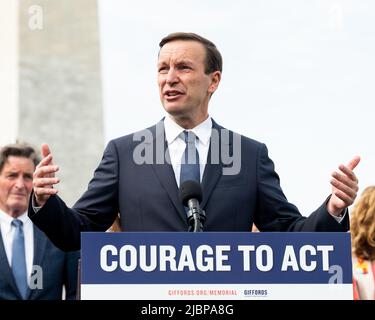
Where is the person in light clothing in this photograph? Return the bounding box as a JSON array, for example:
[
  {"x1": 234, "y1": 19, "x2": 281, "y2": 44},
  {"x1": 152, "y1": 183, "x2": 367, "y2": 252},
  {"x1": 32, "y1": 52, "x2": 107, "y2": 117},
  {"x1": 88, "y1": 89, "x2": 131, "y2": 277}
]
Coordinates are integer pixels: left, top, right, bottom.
[{"x1": 350, "y1": 186, "x2": 375, "y2": 300}]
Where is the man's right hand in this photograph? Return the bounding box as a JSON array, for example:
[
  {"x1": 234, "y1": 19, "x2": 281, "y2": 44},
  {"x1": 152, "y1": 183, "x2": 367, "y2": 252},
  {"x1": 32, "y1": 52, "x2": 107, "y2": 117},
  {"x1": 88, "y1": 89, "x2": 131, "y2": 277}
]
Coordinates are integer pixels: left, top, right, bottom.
[{"x1": 33, "y1": 144, "x2": 60, "y2": 207}]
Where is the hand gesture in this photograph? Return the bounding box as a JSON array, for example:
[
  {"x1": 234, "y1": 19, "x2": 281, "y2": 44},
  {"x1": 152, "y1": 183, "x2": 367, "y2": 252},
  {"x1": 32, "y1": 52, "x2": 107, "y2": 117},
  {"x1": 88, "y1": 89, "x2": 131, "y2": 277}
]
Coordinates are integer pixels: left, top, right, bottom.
[
  {"x1": 33, "y1": 144, "x2": 60, "y2": 207},
  {"x1": 327, "y1": 156, "x2": 360, "y2": 216}
]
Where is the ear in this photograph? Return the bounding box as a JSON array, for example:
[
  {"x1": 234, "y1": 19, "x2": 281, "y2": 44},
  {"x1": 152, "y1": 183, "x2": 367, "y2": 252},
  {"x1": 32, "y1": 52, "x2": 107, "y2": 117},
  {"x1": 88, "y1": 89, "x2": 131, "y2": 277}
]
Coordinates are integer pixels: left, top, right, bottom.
[{"x1": 208, "y1": 71, "x2": 221, "y2": 94}]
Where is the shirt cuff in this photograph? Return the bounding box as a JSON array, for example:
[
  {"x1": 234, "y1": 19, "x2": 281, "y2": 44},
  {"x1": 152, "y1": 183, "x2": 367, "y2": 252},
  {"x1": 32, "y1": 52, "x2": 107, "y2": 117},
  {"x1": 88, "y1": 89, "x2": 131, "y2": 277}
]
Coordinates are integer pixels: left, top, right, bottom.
[
  {"x1": 329, "y1": 209, "x2": 347, "y2": 223},
  {"x1": 32, "y1": 195, "x2": 42, "y2": 213}
]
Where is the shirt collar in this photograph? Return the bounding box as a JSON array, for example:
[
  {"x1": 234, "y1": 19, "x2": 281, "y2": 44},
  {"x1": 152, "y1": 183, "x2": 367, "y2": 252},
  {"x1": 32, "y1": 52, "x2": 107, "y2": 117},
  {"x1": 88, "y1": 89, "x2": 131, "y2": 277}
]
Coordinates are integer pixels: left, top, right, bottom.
[
  {"x1": 0, "y1": 209, "x2": 29, "y2": 233},
  {"x1": 164, "y1": 115, "x2": 212, "y2": 146}
]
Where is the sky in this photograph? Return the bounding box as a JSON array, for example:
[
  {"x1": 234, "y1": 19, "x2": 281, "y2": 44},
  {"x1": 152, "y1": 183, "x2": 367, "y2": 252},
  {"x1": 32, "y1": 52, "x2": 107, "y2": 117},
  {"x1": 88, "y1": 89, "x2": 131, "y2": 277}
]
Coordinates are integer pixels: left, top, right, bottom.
[{"x1": 97, "y1": 0, "x2": 375, "y2": 214}]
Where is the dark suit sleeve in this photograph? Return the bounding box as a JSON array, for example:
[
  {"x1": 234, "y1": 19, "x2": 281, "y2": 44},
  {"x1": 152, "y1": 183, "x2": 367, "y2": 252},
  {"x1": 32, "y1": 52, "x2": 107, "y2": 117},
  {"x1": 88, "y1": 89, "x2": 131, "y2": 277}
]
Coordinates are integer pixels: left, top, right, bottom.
[
  {"x1": 63, "y1": 250, "x2": 80, "y2": 300},
  {"x1": 28, "y1": 140, "x2": 120, "y2": 251},
  {"x1": 254, "y1": 143, "x2": 349, "y2": 232}
]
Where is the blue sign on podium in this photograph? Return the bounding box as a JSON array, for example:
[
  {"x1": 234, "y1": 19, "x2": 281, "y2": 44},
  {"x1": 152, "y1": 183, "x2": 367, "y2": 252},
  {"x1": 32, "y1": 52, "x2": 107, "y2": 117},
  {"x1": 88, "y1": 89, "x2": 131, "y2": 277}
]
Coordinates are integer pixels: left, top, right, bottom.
[{"x1": 80, "y1": 232, "x2": 353, "y2": 300}]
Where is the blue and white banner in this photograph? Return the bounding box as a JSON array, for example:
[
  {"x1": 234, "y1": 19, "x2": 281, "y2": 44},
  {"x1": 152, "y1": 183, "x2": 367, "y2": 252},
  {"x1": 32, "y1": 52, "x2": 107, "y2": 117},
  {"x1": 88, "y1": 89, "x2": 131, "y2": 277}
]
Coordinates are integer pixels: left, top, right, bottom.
[{"x1": 80, "y1": 232, "x2": 353, "y2": 300}]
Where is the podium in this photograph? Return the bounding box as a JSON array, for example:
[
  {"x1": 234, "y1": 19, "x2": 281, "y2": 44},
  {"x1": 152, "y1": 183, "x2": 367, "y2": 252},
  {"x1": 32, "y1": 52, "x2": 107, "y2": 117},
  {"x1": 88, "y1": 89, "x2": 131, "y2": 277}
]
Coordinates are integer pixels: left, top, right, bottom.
[{"x1": 80, "y1": 232, "x2": 353, "y2": 300}]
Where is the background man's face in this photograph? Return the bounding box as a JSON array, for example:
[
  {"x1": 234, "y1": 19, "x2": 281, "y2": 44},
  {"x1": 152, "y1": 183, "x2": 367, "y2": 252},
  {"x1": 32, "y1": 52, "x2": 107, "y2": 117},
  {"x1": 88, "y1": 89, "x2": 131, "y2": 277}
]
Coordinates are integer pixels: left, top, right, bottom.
[
  {"x1": 157, "y1": 40, "x2": 215, "y2": 122},
  {"x1": 0, "y1": 156, "x2": 34, "y2": 217}
]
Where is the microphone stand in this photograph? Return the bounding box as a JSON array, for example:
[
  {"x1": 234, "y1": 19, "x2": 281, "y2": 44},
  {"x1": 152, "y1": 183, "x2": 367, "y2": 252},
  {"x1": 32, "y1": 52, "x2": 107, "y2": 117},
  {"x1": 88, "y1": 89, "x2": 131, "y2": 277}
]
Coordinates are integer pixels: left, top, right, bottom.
[{"x1": 187, "y1": 199, "x2": 206, "y2": 232}]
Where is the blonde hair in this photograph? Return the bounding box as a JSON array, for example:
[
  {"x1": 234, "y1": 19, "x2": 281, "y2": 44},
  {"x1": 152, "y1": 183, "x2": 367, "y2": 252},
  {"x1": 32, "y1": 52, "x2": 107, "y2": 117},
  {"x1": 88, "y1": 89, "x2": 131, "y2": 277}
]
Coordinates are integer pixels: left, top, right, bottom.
[{"x1": 350, "y1": 186, "x2": 375, "y2": 260}]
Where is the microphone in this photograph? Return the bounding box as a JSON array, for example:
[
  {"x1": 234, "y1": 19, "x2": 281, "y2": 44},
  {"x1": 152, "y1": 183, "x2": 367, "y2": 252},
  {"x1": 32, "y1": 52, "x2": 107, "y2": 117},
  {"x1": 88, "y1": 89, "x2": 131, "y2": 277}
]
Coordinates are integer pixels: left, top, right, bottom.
[{"x1": 179, "y1": 180, "x2": 206, "y2": 232}]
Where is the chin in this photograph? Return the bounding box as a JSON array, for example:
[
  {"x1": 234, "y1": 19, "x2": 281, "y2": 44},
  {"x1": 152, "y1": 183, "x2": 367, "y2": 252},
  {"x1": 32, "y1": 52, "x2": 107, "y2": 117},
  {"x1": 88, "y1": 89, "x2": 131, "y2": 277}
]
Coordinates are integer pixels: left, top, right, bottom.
[
  {"x1": 164, "y1": 105, "x2": 185, "y2": 116},
  {"x1": 9, "y1": 201, "x2": 28, "y2": 214},
  {"x1": 164, "y1": 99, "x2": 191, "y2": 112}
]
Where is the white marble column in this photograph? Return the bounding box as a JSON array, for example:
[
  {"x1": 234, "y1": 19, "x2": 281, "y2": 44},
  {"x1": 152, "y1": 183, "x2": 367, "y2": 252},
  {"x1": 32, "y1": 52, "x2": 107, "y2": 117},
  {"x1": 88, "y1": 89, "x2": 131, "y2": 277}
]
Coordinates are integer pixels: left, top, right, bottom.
[
  {"x1": 0, "y1": 0, "x2": 19, "y2": 146},
  {"x1": 13, "y1": 0, "x2": 103, "y2": 206}
]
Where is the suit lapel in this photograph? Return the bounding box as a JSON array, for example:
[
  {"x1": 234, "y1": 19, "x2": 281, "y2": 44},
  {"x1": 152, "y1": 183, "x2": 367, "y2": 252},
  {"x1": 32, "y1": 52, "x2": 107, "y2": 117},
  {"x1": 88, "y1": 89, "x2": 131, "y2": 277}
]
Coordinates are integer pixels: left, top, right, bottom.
[
  {"x1": 148, "y1": 120, "x2": 186, "y2": 224},
  {"x1": 201, "y1": 120, "x2": 224, "y2": 209},
  {"x1": 201, "y1": 163, "x2": 222, "y2": 210},
  {"x1": 0, "y1": 229, "x2": 23, "y2": 298},
  {"x1": 32, "y1": 225, "x2": 47, "y2": 270},
  {"x1": 27, "y1": 225, "x2": 47, "y2": 299}
]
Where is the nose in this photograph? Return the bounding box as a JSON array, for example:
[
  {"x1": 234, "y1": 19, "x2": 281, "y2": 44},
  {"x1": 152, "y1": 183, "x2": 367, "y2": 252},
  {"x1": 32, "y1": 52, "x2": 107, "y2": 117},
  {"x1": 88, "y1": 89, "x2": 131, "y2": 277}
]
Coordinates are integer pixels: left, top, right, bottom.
[
  {"x1": 166, "y1": 68, "x2": 179, "y2": 86},
  {"x1": 14, "y1": 177, "x2": 26, "y2": 190}
]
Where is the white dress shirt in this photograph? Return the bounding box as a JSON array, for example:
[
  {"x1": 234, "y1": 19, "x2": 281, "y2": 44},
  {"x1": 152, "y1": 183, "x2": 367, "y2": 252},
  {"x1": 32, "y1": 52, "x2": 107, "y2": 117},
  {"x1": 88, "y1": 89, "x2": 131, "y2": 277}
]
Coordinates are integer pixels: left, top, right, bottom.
[
  {"x1": 0, "y1": 210, "x2": 34, "y2": 281},
  {"x1": 164, "y1": 115, "x2": 212, "y2": 187}
]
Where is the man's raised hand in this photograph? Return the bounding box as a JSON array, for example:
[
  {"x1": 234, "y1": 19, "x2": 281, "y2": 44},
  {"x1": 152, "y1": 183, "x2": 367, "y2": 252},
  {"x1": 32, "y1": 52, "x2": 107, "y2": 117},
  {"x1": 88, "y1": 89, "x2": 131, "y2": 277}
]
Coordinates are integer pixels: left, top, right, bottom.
[
  {"x1": 327, "y1": 156, "x2": 360, "y2": 216},
  {"x1": 33, "y1": 144, "x2": 60, "y2": 207}
]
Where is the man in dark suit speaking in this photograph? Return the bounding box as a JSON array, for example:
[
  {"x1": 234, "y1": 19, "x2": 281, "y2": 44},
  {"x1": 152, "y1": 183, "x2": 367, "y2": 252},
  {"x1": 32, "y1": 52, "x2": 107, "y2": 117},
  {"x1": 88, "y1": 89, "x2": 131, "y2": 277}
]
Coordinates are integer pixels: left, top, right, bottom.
[{"x1": 28, "y1": 32, "x2": 360, "y2": 252}]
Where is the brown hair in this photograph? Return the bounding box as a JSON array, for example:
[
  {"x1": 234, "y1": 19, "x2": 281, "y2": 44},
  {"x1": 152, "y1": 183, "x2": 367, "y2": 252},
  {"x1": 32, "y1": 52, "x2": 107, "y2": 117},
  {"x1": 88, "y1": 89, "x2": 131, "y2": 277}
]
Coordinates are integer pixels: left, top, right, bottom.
[
  {"x1": 0, "y1": 143, "x2": 40, "y2": 173},
  {"x1": 350, "y1": 186, "x2": 375, "y2": 260},
  {"x1": 159, "y1": 32, "x2": 223, "y2": 74}
]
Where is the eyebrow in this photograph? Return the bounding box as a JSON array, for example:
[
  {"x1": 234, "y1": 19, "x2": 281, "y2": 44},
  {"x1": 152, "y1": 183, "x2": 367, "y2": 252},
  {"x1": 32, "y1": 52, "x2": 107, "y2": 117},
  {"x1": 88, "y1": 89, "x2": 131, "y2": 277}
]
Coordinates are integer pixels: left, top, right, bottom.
[
  {"x1": 6, "y1": 170, "x2": 33, "y2": 176},
  {"x1": 6, "y1": 170, "x2": 19, "y2": 174},
  {"x1": 157, "y1": 59, "x2": 194, "y2": 67},
  {"x1": 175, "y1": 59, "x2": 194, "y2": 65}
]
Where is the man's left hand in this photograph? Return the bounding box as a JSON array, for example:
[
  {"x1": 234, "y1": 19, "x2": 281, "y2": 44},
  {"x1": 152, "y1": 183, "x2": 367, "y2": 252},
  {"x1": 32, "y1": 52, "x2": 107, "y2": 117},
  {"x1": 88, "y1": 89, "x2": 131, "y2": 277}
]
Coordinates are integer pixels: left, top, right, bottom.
[{"x1": 327, "y1": 156, "x2": 360, "y2": 216}]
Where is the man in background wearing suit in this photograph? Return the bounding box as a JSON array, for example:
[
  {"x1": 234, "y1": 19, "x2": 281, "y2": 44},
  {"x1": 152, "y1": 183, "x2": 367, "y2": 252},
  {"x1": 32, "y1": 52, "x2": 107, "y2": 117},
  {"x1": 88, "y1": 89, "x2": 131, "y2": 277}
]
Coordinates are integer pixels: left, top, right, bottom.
[
  {"x1": 0, "y1": 143, "x2": 79, "y2": 299},
  {"x1": 29, "y1": 32, "x2": 360, "y2": 252}
]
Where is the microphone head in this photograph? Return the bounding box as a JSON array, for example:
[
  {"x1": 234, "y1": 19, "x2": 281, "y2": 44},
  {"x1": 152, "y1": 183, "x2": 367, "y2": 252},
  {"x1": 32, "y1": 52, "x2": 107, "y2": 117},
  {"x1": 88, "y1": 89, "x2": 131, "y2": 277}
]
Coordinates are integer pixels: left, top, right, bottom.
[{"x1": 179, "y1": 180, "x2": 203, "y2": 207}]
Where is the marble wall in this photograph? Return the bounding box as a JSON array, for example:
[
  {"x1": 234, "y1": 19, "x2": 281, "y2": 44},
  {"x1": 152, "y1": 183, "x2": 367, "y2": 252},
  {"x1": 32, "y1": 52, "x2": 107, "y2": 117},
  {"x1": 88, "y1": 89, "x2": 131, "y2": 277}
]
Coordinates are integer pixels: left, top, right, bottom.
[{"x1": 17, "y1": 0, "x2": 104, "y2": 206}]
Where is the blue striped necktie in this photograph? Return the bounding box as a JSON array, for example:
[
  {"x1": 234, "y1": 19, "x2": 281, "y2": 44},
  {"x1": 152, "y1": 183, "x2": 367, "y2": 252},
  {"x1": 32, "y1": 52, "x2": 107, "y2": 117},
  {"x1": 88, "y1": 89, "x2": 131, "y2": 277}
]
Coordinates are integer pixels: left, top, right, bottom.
[
  {"x1": 180, "y1": 130, "x2": 200, "y2": 185},
  {"x1": 12, "y1": 219, "x2": 28, "y2": 299}
]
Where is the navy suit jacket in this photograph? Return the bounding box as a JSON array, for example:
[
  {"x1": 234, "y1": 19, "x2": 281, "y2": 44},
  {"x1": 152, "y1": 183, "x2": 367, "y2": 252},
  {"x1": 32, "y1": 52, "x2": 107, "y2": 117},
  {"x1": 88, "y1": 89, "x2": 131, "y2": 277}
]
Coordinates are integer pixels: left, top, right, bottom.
[
  {"x1": 28, "y1": 119, "x2": 348, "y2": 251},
  {"x1": 0, "y1": 225, "x2": 79, "y2": 300}
]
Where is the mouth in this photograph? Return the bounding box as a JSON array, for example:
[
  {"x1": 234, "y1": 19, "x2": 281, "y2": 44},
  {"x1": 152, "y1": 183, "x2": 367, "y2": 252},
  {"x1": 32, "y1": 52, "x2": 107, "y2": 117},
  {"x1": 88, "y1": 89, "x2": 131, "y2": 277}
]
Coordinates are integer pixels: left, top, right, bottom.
[
  {"x1": 163, "y1": 90, "x2": 185, "y2": 101},
  {"x1": 11, "y1": 193, "x2": 26, "y2": 198}
]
